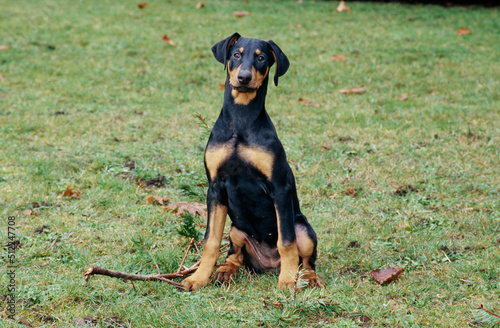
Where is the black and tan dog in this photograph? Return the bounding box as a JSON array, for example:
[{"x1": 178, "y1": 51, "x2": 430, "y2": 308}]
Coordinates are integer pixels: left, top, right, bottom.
[{"x1": 181, "y1": 33, "x2": 325, "y2": 291}]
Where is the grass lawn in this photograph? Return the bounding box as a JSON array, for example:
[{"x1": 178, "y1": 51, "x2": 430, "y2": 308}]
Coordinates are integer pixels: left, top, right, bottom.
[{"x1": 1, "y1": 0, "x2": 499, "y2": 327}]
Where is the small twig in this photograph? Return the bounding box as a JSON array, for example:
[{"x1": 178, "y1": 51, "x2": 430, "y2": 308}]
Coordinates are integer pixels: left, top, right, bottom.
[
  {"x1": 177, "y1": 238, "x2": 194, "y2": 273},
  {"x1": 84, "y1": 266, "x2": 190, "y2": 289},
  {"x1": 219, "y1": 243, "x2": 230, "y2": 253},
  {"x1": 130, "y1": 280, "x2": 137, "y2": 291},
  {"x1": 195, "y1": 113, "x2": 211, "y2": 130},
  {"x1": 261, "y1": 297, "x2": 271, "y2": 311},
  {"x1": 478, "y1": 304, "x2": 500, "y2": 319},
  {"x1": 193, "y1": 241, "x2": 201, "y2": 255}
]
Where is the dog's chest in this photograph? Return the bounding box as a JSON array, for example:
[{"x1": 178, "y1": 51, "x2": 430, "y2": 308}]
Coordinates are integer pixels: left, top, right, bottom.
[{"x1": 205, "y1": 139, "x2": 275, "y2": 181}]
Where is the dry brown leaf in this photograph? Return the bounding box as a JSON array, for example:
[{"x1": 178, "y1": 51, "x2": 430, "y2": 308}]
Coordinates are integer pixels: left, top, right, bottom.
[
  {"x1": 233, "y1": 11, "x2": 250, "y2": 17},
  {"x1": 162, "y1": 34, "x2": 176, "y2": 46},
  {"x1": 166, "y1": 201, "x2": 207, "y2": 218},
  {"x1": 61, "y1": 187, "x2": 83, "y2": 198},
  {"x1": 331, "y1": 53, "x2": 345, "y2": 61},
  {"x1": 371, "y1": 266, "x2": 404, "y2": 285},
  {"x1": 22, "y1": 209, "x2": 33, "y2": 216},
  {"x1": 298, "y1": 97, "x2": 321, "y2": 107},
  {"x1": 346, "y1": 187, "x2": 356, "y2": 198},
  {"x1": 456, "y1": 26, "x2": 471, "y2": 36},
  {"x1": 322, "y1": 144, "x2": 332, "y2": 150},
  {"x1": 272, "y1": 300, "x2": 283, "y2": 309},
  {"x1": 336, "y1": 0, "x2": 351, "y2": 13},
  {"x1": 145, "y1": 195, "x2": 170, "y2": 205},
  {"x1": 339, "y1": 87, "x2": 365, "y2": 95},
  {"x1": 397, "y1": 95, "x2": 409, "y2": 101},
  {"x1": 195, "y1": 2, "x2": 205, "y2": 9},
  {"x1": 0, "y1": 45, "x2": 11, "y2": 51},
  {"x1": 137, "y1": 2, "x2": 147, "y2": 8}
]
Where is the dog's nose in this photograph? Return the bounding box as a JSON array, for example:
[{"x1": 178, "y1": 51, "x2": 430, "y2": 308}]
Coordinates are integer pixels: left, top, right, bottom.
[{"x1": 237, "y1": 70, "x2": 252, "y2": 85}]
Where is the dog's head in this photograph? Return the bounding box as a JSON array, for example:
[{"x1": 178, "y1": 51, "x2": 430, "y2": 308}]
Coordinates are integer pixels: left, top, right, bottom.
[{"x1": 212, "y1": 33, "x2": 290, "y2": 92}]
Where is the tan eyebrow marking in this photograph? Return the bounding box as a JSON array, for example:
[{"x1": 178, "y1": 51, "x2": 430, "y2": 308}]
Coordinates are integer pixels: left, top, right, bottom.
[
  {"x1": 239, "y1": 47, "x2": 244, "y2": 53},
  {"x1": 255, "y1": 49, "x2": 261, "y2": 55}
]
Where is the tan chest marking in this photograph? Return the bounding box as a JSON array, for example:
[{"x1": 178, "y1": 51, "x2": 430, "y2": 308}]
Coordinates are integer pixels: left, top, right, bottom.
[
  {"x1": 205, "y1": 145, "x2": 234, "y2": 180},
  {"x1": 238, "y1": 145, "x2": 274, "y2": 180}
]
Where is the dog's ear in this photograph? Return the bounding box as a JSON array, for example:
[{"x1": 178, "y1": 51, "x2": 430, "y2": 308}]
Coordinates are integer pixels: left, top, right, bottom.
[
  {"x1": 212, "y1": 33, "x2": 241, "y2": 70},
  {"x1": 267, "y1": 40, "x2": 290, "y2": 86}
]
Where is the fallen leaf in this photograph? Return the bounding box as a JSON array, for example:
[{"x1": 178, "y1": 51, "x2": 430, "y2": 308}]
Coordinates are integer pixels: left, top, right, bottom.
[
  {"x1": 195, "y1": 2, "x2": 204, "y2": 9},
  {"x1": 322, "y1": 144, "x2": 332, "y2": 149},
  {"x1": 397, "y1": 95, "x2": 409, "y2": 101},
  {"x1": 336, "y1": 0, "x2": 351, "y2": 13},
  {"x1": 346, "y1": 187, "x2": 356, "y2": 198},
  {"x1": 339, "y1": 87, "x2": 365, "y2": 95},
  {"x1": 137, "y1": 2, "x2": 147, "y2": 8},
  {"x1": 61, "y1": 187, "x2": 83, "y2": 198},
  {"x1": 166, "y1": 201, "x2": 207, "y2": 218},
  {"x1": 22, "y1": 209, "x2": 33, "y2": 216},
  {"x1": 233, "y1": 11, "x2": 250, "y2": 17},
  {"x1": 272, "y1": 301, "x2": 283, "y2": 309},
  {"x1": 456, "y1": 26, "x2": 471, "y2": 36},
  {"x1": 331, "y1": 53, "x2": 345, "y2": 61},
  {"x1": 0, "y1": 45, "x2": 11, "y2": 51},
  {"x1": 371, "y1": 266, "x2": 404, "y2": 285},
  {"x1": 145, "y1": 195, "x2": 170, "y2": 205},
  {"x1": 218, "y1": 82, "x2": 226, "y2": 90},
  {"x1": 298, "y1": 97, "x2": 321, "y2": 107},
  {"x1": 162, "y1": 34, "x2": 176, "y2": 46}
]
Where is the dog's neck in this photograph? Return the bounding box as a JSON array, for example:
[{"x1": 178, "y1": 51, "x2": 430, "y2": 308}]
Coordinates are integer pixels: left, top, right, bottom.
[{"x1": 221, "y1": 75, "x2": 270, "y2": 132}]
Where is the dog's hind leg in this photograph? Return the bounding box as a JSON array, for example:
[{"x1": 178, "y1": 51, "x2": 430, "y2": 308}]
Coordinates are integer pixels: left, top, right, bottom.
[
  {"x1": 214, "y1": 226, "x2": 246, "y2": 284},
  {"x1": 295, "y1": 223, "x2": 326, "y2": 287}
]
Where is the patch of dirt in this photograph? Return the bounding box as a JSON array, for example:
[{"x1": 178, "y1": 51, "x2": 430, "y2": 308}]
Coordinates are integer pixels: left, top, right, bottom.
[
  {"x1": 347, "y1": 241, "x2": 360, "y2": 249},
  {"x1": 144, "y1": 174, "x2": 166, "y2": 187},
  {"x1": 34, "y1": 225, "x2": 49, "y2": 234},
  {"x1": 394, "y1": 185, "x2": 419, "y2": 196}
]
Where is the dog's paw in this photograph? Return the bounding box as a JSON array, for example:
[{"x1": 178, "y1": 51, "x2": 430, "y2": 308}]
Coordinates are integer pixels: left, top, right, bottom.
[
  {"x1": 308, "y1": 276, "x2": 326, "y2": 288},
  {"x1": 277, "y1": 274, "x2": 297, "y2": 289},
  {"x1": 181, "y1": 275, "x2": 209, "y2": 292},
  {"x1": 303, "y1": 271, "x2": 326, "y2": 288},
  {"x1": 214, "y1": 265, "x2": 238, "y2": 285}
]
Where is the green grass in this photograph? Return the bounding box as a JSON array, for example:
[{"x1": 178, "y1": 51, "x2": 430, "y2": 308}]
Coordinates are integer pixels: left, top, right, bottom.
[{"x1": 1, "y1": 0, "x2": 499, "y2": 327}]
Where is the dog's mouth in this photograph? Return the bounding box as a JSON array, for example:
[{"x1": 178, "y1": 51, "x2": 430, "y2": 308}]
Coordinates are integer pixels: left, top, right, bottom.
[{"x1": 230, "y1": 84, "x2": 258, "y2": 93}]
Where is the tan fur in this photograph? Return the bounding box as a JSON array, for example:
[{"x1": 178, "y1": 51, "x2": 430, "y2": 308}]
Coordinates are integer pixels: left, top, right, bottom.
[
  {"x1": 214, "y1": 227, "x2": 246, "y2": 282},
  {"x1": 239, "y1": 47, "x2": 244, "y2": 53},
  {"x1": 205, "y1": 144, "x2": 234, "y2": 180},
  {"x1": 228, "y1": 64, "x2": 269, "y2": 105},
  {"x1": 238, "y1": 145, "x2": 274, "y2": 180},
  {"x1": 181, "y1": 205, "x2": 228, "y2": 291},
  {"x1": 296, "y1": 226, "x2": 325, "y2": 287},
  {"x1": 255, "y1": 49, "x2": 261, "y2": 55},
  {"x1": 231, "y1": 89, "x2": 257, "y2": 105},
  {"x1": 275, "y1": 205, "x2": 300, "y2": 287}
]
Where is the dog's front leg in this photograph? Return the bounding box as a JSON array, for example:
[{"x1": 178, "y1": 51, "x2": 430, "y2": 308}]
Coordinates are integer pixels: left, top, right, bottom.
[
  {"x1": 181, "y1": 197, "x2": 227, "y2": 291},
  {"x1": 274, "y1": 185, "x2": 300, "y2": 288}
]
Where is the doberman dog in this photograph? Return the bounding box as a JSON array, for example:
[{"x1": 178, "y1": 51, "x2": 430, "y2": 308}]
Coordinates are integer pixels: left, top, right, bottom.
[{"x1": 181, "y1": 33, "x2": 325, "y2": 291}]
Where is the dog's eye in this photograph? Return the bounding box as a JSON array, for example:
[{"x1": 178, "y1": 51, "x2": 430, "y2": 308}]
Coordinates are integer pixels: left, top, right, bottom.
[
  {"x1": 233, "y1": 52, "x2": 241, "y2": 59},
  {"x1": 257, "y1": 55, "x2": 265, "y2": 62}
]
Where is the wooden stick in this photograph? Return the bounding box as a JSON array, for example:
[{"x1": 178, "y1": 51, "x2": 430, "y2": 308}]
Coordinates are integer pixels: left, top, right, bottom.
[
  {"x1": 177, "y1": 238, "x2": 194, "y2": 273},
  {"x1": 477, "y1": 304, "x2": 500, "y2": 319}
]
